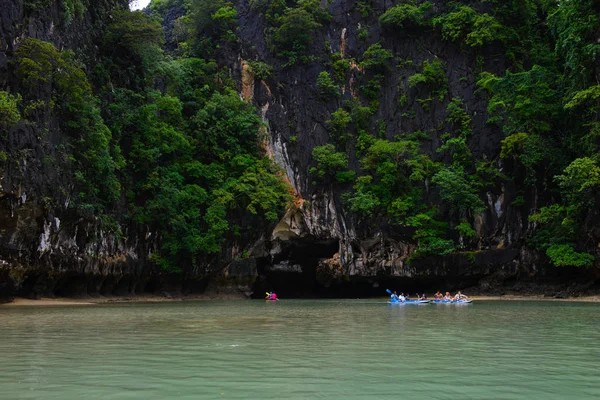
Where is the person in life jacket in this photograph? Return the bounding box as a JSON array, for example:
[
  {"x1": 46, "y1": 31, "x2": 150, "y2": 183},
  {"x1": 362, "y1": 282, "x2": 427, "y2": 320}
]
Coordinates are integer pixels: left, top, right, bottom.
[
  {"x1": 453, "y1": 291, "x2": 468, "y2": 301},
  {"x1": 266, "y1": 292, "x2": 277, "y2": 300}
]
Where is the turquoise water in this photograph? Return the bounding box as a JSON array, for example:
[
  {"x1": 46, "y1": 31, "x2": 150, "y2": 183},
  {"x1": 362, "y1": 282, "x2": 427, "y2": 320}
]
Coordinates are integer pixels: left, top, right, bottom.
[{"x1": 1, "y1": 300, "x2": 599, "y2": 399}]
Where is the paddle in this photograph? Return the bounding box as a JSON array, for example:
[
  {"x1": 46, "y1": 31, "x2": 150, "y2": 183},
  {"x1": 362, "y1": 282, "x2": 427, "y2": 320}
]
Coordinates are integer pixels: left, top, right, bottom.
[
  {"x1": 386, "y1": 289, "x2": 402, "y2": 302},
  {"x1": 265, "y1": 292, "x2": 279, "y2": 301}
]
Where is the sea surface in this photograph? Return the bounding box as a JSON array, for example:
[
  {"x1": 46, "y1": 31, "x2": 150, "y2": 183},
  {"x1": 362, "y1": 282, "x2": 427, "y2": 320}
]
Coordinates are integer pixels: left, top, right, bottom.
[{"x1": 1, "y1": 299, "x2": 599, "y2": 399}]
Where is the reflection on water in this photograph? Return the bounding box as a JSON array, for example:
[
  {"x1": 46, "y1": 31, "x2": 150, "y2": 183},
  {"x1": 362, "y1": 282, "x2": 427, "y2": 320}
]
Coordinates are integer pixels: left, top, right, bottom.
[{"x1": 1, "y1": 300, "x2": 599, "y2": 399}]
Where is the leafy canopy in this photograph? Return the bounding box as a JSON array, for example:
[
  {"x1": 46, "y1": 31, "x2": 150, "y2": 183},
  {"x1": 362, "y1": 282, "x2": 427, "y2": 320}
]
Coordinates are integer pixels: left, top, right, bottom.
[
  {"x1": 0, "y1": 91, "x2": 20, "y2": 127},
  {"x1": 310, "y1": 144, "x2": 355, "y2": 183},
  {"x1": 379, "y1": 1, "x2": 432, "y2": 33}
]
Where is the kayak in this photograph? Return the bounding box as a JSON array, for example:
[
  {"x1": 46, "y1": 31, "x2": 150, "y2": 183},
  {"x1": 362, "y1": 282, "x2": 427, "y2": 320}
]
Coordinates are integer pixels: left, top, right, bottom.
[
  {"x1": 389, "y1": 299, "x2": 430, "y2": 304},
  {"x1": 433, "y1": 299, "x2": 473, "y2": 304}
]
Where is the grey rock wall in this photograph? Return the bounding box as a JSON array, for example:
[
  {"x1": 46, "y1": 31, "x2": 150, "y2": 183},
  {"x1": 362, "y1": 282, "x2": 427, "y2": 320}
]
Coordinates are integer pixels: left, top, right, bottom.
[
  {"x1": 233, "y1": 0, "x2": 599, "y2": 295},
  {"x1": 0, "y1": 0, "x2": 597, "y2": 300}
]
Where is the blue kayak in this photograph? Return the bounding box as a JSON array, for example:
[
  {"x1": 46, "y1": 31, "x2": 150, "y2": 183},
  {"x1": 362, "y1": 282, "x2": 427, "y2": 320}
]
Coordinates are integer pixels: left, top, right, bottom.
[
  {"x1": 389, "y1": 299, "x2": 430, "y2": 304},
  {"x1": 433, "y1": 299, "x2": 473, "y2": 304}
]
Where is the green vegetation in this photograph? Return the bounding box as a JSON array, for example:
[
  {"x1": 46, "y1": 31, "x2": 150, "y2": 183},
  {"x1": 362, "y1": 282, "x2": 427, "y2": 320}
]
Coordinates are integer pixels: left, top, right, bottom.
[
  {"x1": 349, "y1": 1, "x2": 599, "y2": 263},
  {"x1": 379, "y1": 1, "x2": 432, "y2": 33},
  {"x1": 528, "y1": 157, "x2": 600, "y2": 267},
  {"x1": 545, "y1": 244, "x2": 595, "y2": 268},
  {"x1": 310, "y1": 144, "x2": 355, "y2": 184},
  {"x1": 332, "y1": 54, "x2": 352, "y2": 82},
  {"x1": 359, "y1": 43, "x2": 393, "y2": 72},
  {"x1": 326, "y1": 108, "x2": 352, "y2": 144},
  {"x1": 24, "y1": 0, "x2": 53, "y2": 14},
  {"x1": 344, "y1": 135, "x2": 461, "y2": 259},
  {"x1": 349, "y1": 139, "x2": 431, "y2": 227},
  {"x1": 316, "y1": 71, "x2": 339, "y2": 99},
  {"x1": 477, "y1": 66, "x2": 560, "y2": 136},
  {"x1": 62, "y1": 0, "x2": 86, "y2": 25},
  {"x1": 358, "y1": 25, "x2": 369, "y2": 42},
  {"x1": 500, "y1": 132, "x2": 528, "y2": 160},
  {"x1": 273, "y1": 7, "x2": 319, "y2": 50},
  {"x1": 432, "y1": 166, "x2": 484, "y2": 214},
  {"x1": 245, "y1": 0, "x2": 333, "y2": 66},
  {"x1": 470, "y1": 0, "x2": 600, "y2": 266},
  {"x1": 14, "y1": 38, "x2": 120, "y2": 210},
  {"x1": 437, "y1": 97, "x2": 472, "y2": 166},
  {"x1": 359, "y1": 74, "x2": 384, "y2": 102},
  {"x1": 7, "y1": 6, "x2": 292, "y2": 273},
  {"x1": 546, "y1": 0, "x2": 600, "y2": 88},
  {"x1": 102, "y1": 9, "x2": 165, "y2": 87},
  {"x1": 150, "y1": 0, "x2": 599, "y2": 267},
  {"x1": 190, "y1": 0, "x2": 238, "y2": 53},
  {"x1": 110, "y1": 82, "x2": 291, "y2": 270},
  {"x1": 247, "y1": 61, "x2": 273, "y2": 81},
  {"x1": 149, "y1": 0, "x2": 176, "y2": 15},
  {"x1": 355, "y1": 0, "x2": 372, "y2": 18},
  {"x1": 0, "y1": 91, "x2": 21, "y2": 128},
  {"x1": 433, "y1": 5, "x2": 503, "y2": 47},
  {"x1": 6, "y1": 0, "x2": 600, "y2": 271},
  {"x1": 271, "y1": 0, "x2": 331, "y2": 66},
  {"x1": 408, "y1": 59, "x2": 447, "y2": 100}
]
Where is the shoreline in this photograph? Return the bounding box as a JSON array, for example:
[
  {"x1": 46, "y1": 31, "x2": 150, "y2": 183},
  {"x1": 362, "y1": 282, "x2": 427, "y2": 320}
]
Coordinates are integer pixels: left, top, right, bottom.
[
  {"x1": 0, "y1": 293, "x2": 248, "y2": 307},
  {"x1": 2, "y1": 293, "x2": 600, "y2": 306},
  {"x1": 471, "y1": 294, "x2": 600, "y2": 302}
]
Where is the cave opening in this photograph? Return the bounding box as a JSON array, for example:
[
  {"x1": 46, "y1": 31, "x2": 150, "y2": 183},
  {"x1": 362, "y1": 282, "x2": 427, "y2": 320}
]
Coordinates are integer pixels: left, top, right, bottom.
[
  {"x1": 252, "y1": 239, "x2": 339, "y2": 298},
  {"x1": 252, "y1": 238, "x2": 486, "y2": 298}
]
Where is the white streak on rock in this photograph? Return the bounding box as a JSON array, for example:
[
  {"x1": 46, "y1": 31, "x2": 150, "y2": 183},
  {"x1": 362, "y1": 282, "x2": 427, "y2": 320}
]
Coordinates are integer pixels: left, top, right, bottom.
[{"x1": 38, "y1": 220, "x2": 52, "y2": 253}]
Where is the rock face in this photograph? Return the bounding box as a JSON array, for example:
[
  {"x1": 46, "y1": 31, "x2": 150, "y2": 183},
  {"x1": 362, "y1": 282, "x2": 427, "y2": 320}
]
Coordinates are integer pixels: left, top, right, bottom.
[
  {"x1": 0, "y1": 0, "x2": 151, "y2": 300},
  {"x1": 0, "y1": 0, "x2": 255, "y2": 301},
  {"x1": 0, "y1": 0, "x2": 598, "y2": 301},
  {"x1": 231, "y1": 0, "x2": 600, "y2": 297}
]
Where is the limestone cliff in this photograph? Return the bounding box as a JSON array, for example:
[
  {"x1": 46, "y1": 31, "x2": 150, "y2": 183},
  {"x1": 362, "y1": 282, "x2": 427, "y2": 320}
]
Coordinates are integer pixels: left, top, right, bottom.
[
  {"x1": 0, "y1": 0, "x2": 598, "y2": 301},
  {"x1": 0, "y1": 0, "x2": 150, "y2": 300},
  {"x1": 225, "y1": 0, "x2": 600, "y2": 296}
]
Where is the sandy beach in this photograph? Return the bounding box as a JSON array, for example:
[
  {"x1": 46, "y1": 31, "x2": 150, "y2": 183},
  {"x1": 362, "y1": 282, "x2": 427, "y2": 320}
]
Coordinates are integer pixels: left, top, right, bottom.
[
  {"x1": 471, "y1": 294, "x2": 600, "y2": 302},
  {"x1": 2, "y1": 298, "x2": 97, "y2": 306},
  {"x1": 1, "y1": 292, "x2": 248, "y2": 306}
]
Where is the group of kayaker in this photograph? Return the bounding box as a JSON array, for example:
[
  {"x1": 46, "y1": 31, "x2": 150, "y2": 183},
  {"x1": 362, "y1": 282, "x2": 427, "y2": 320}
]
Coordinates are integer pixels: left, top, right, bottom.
[
  {"x1": 433, "y1": 290, "x2": 470, "y2": 301},
  {"x1": 390, "y1": 290, "x2": 469, "y2": 302},
  {"x1": 389, "y1": 291, "x2": 416, "y2": 302},
  {"x1": 268, "y1": 290, "x2": 469, "y2": 302}
]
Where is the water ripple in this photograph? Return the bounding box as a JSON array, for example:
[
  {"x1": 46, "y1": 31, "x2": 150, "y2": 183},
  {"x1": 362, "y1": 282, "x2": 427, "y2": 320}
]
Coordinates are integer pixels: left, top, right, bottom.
[{"x1": 1, "y1": 300, "x2": 599, "y2": 399}]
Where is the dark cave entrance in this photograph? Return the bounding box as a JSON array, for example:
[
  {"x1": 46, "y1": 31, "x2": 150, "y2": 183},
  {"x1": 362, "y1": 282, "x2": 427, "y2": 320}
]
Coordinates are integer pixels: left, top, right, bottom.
[
  {"x1": 253, "y1": 239, "x2": 339, "y2": 298},
  {"x1": 252, "y1": 238, "x2": 487, "y2": 298}
]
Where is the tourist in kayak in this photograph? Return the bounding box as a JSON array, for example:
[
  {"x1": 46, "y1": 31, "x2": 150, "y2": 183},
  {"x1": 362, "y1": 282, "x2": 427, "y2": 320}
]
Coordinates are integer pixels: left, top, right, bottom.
[
  {"x1": 453, "y1": 291, "x2": 469, "y2": 301},
  {"x1": 398, "y1": 293, "x2": 406, "y2": 302},
  {"x1": 443, "y1": 292, "x2": 452, "y2": 300},
  {"x1": 419, "y1": 293, "x2": 428, "y2": 300},
  {"x1": 266, "y1": 292, "x2": 277, "y2": 300},
  {"x1": 391, "y1": 291, "x2": 399, "y2": 301},
  {"x1": 434, "y1": 291, "x2": 443, "y2": 300}
]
